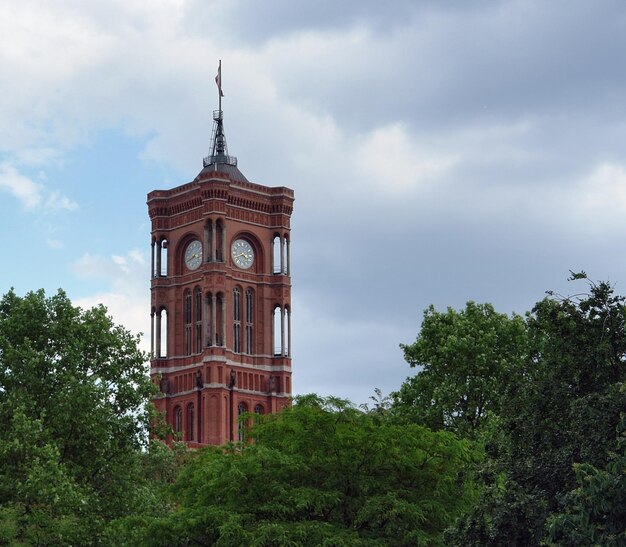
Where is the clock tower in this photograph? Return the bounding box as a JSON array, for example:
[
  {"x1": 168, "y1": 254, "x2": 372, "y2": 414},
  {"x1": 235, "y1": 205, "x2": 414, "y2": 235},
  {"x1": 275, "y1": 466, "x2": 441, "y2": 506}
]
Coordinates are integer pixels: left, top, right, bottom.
[{"x1": 148, "y1": 84, "x2": 294, "y2": 445}]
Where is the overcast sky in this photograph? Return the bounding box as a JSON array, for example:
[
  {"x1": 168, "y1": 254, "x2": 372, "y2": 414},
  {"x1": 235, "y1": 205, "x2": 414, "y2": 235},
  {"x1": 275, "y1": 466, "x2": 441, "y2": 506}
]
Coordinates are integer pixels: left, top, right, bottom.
[{"x1": 2, "y1": 0, "x2": 626, "y2": 405}]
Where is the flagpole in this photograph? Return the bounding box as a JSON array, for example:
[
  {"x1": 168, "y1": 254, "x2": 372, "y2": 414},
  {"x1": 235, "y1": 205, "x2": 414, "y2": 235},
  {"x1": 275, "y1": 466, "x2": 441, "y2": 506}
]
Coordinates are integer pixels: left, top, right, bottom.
[{"x1": 218, "y1": 59, "x2": 222, "y2": 112}]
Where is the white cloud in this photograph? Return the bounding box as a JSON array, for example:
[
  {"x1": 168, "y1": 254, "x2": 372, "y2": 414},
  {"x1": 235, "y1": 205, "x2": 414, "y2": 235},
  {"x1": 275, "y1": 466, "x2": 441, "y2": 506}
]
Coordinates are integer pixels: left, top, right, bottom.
[
  {"x1": 0, "y1": 162, "x2": 44, "y2": 209},
  {"x1": 567, "y1": 162, "x2": 626, "y2": 235},
  {"x1": 352, "y1": 124, "x2": 457, "y2": 195},
  {"x1": 45, "y1": 190, "x2": 78, "y2": 212},
  {"x1": 46, "y1": 238, "x2": 64, "y2": 250},
  {"x1": 71, "y1": 249, "x2": 150, "y2": 351},
  {"x1": 0, "y1": 162, "x2": 78, "y2": 212},
  {"x1": 71, "y1": 250, "x2": 146, "y2": 280}
]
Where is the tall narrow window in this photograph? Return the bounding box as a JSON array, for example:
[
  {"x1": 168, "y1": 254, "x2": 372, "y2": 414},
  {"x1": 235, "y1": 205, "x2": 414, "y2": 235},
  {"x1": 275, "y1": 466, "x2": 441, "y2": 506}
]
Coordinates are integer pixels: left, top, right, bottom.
[
  {"x1": 254, "y1": 404, "x2": 264, "y2": 424},
  {"x1": 205, "y1": 220, "x2": 212, "y2": 263},
  {"x1": 216, "y1": 293, "x2": 224, "y2": 346},
  {"x1": 187, "y1": 404, "x2": 194, "y2": 441},
  {"x1": 245, "y1": 288, "x2": 254, "y2": 355},
  {"x1": 184, "y1": 289, "x2": 192, "y2": 356},
  {"x1": 159, "y1": 238, "x2": 168, "y2": 276},
  {"x1": 285, "y1": 305, "x2": 291, "y2": 357},
  {"x1": 206, "y1": 292, "x2": 213, "y2": 346},
  {"x1": 216, "y1": 220, "x2": 224, "y2": 261},
  {"x1": 194, "y1": 287, "x2": 202, "y2": 353},
  {"x1": 273, "y1": 306, "x2": 282, "y2": 356},
  {"x1": 238, "y1": 402, "x2": 247, "y2": 442},
  {"x1": 233, "y1": 287, "x2": 241, "y2": 353},
  {"x1": 272, "y1": 235, "x2": 281, "y2": 274},
  {"x1": 174, "y1": 406, "x2": 182, "y2": 435},
  {"x1": 158, "y1": 308, "x2": 168, "y2": 358}
]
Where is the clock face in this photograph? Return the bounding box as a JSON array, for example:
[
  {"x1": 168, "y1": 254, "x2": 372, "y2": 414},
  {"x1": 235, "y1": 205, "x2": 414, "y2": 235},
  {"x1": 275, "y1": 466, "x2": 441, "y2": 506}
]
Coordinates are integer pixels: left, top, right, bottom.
[
  {"x1": 184, "y1": 240, "x2": 202, "y2": 270},
  {"x1": 231, "y1": 239, "x2": 254, "y2": 270}
]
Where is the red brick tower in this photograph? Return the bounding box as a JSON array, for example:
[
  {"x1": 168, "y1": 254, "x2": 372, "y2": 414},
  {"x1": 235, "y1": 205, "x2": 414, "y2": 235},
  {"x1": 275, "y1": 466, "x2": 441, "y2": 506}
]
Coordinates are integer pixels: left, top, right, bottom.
[{"x1": 148, "y1": 76, "x2": 294, "y2": 445}]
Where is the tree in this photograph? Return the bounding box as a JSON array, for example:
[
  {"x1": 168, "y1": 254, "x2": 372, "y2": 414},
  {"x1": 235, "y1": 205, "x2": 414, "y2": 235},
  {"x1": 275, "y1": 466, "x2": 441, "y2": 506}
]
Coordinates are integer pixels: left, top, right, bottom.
[
  {"x1": 0, "y1": 288, "x2": 155, "y2": 544},
  {"x1": 452, "y1": 276, "x2": 626, "y2": 545},
  {"x1": 547, "y1": 410, "x2": 626, "y2": 546},
  {"x1": 393, "y1": 302, "x2": 528, "y2": 437},
  {"x1": 118, "y1": 395, "x2": 481, "y2": 546}
]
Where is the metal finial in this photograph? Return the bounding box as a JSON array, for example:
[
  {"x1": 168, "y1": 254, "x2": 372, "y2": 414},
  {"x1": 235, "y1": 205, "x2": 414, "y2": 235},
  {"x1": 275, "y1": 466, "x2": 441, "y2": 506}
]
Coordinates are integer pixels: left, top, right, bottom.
[{"x1": 204, "y1": 60, "x2": 237, "y2": 168}]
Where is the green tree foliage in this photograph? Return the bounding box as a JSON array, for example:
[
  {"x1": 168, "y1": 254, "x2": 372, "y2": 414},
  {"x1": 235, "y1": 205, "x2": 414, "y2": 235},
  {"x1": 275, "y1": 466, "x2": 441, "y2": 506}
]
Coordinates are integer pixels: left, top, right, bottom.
[
  {"x1": 393, "y1": 302, "x2": 528, "y2": 436},
  {"x1": 547, "y1": 410, "x2": 626, "y2": 546},
  {"x1": 119, "y1": 395, "x2": 481, "y2": 546},
  {"x1": 451, "y1": 276, "x2": 626, "y2": 545},
  {"x1": 0, "y1": 288, "x2": 155, "y2": 544}
]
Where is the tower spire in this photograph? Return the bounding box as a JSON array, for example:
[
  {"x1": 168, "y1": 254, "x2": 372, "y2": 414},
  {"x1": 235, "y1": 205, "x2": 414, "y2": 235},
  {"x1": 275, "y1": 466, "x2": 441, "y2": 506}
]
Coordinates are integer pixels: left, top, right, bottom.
[{"x1": 204, "y1": 60, "x2": 237, "y2": 168}]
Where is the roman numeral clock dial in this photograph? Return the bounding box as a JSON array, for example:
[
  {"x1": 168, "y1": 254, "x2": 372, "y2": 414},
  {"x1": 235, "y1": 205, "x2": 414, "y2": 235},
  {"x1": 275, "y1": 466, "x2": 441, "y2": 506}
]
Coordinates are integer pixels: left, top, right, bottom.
[
  {"x1": 231, "y1": 239, "x2": 254, "y2": 269},
  {"x1": 184, "y1": 240, "x2": 203, "y2": 270}
]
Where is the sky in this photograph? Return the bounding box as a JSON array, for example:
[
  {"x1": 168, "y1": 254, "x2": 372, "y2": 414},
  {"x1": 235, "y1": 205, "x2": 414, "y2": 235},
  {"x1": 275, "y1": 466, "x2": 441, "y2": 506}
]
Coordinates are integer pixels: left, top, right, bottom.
[{"x1": 2, "y1": 0, "x2": 626, "y2": 405}]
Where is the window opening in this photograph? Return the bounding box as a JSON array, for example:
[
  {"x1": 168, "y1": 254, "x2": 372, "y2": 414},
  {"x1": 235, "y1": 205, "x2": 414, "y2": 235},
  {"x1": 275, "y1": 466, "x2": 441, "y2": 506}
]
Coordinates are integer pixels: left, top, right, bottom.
[
  {"x1": 184, "y1": 289, "x2": 192, "y2": 355},
  {"x1": 237, "y1": 402, "x2": 247, "y2": 442},
  {"x1": 245, "y1": 288, "x2": 254, "y2": 355},
  {"x1": 194, "y1": 287, "x2": 202, "y2": 353},
  {"x1": 187, "y1": 404, "x2": 194, "y2": 441},
  {"x1": 233, "y1": 287, "x2": 241, "y2": 353}
]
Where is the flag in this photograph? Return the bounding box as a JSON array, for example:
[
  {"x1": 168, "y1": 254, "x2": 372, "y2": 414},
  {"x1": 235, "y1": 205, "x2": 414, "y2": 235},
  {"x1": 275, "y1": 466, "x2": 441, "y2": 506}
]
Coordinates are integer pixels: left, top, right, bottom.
[{"x1": 215, "y1": 61, "x2": 224, "y2": 97}]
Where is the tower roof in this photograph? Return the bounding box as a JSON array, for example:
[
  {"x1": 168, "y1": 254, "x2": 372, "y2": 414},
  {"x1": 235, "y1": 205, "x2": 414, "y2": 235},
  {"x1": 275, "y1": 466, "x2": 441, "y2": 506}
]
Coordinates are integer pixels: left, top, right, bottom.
[{"x1": 195, "y1": 159, "x2": 249, "y2": 183}]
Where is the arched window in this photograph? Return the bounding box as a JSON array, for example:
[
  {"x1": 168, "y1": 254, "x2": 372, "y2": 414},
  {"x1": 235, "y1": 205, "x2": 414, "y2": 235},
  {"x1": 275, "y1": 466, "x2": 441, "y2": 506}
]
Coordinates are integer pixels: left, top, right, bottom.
[
  {"x1": 273, "y1": 306, "x2": 282, "y2": 356},
  {"x1": 206, "y1": 292, "x2": 213, "y2": 346},
  {"x1": 153, "y1": 307, "x2": 168, "y2": 358},
  {"x1": 194, "y1": 287, "x2": 202, "y2": 353},
  {"x1": 271, "y1": 233, "x2": 290, "y2": 275},
  {"x1": 245, "y1": 288, "x2": 254, "y2": 355},
  {"x1": 272, "y1": 305, "x2": 291, "y2": 357},
  {"x1": 204, "y1": 220, "x2": 212, "y2": 263},
  {"x1": 184, "y1": 289, "x2": 192, "y2": 355},
  {"x1": 187, "y1": 403, "x2": 194, "y2": 441},
  {"x1": 272, "y1": 234, "x2": 281, "y2": 274},
  {"x1": 216, "y1": 293, "x2": 224, "y2": 346},
  {"x1": 254, "y1": 404, "x2": 264, "y2": 425},
  {"x1": 174, "y1": 406, "x2": 183, "y2": 435},
  {"x1": 233, "y1": 287, "x2": 241, "y2": 321},
  {"x1": 153, "y1": 237, "x2": 169, "y2": 277},
  {"x1": 285, "y1": 305, "x2": 291, "y2": 357},
  {"x1": 233, "y1": 287, "x2": 241, "y2": 353},
  {"x1": 216, "y1": 220, "x2": 224, "y2": 261},
  {"x1": 237, "y1": 402, "x2": 248, "y2": 442}
]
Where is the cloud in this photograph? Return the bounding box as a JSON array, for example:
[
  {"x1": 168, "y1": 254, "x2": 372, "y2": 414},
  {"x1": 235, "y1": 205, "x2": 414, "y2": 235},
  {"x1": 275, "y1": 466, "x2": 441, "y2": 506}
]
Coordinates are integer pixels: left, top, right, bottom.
[
  {"x1": 3, "y1": 0, "x2": 626, "y2": 406},
  {"x1": 46, "y1": 190, "x2": 78, "y2": 212},
  {"x1": 0, "y1": 162, "x2": 78, "y2": 212},
  {"x1": 0, "y1": 162, "x2": 43, "y2": 209},
  {"x1": 71, "y1": 249, "x2": 150, "y2": 350},
  {"x1": 71, "y1": 250, "x2": 146, "y2": 281}
]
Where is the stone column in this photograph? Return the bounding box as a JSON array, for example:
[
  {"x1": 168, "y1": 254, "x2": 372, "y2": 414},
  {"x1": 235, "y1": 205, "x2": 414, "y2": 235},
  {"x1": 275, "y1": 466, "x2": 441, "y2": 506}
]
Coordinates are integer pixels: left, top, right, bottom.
[
  {"x1": 280, "y1": 236, "x2": 285, "y2": 274},
  {"x1": 155, "y1": 310, "x2": 161, "y2": 358}
]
